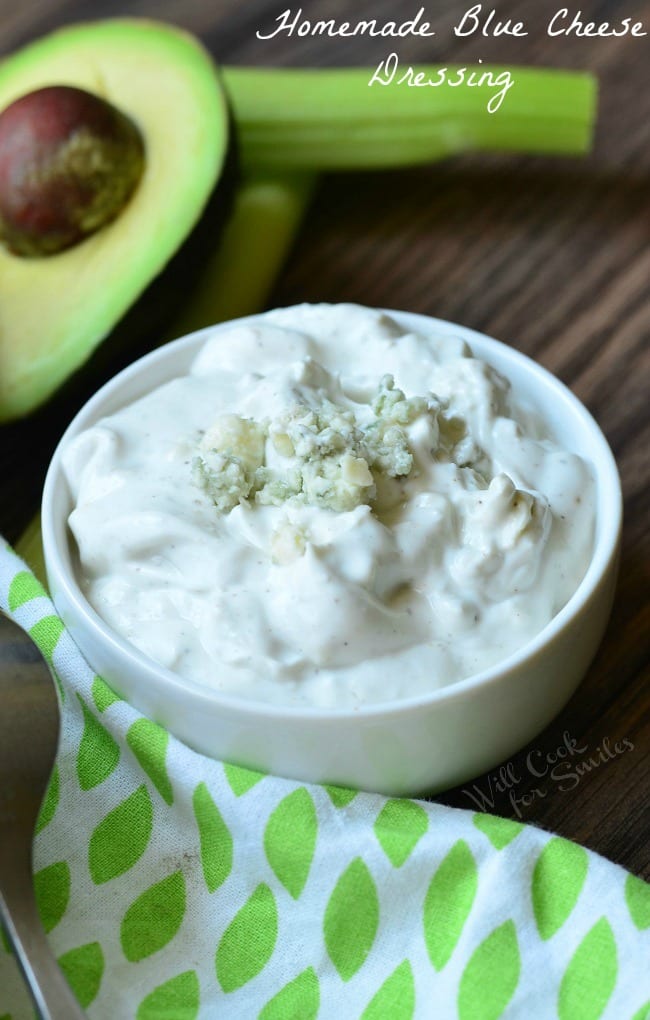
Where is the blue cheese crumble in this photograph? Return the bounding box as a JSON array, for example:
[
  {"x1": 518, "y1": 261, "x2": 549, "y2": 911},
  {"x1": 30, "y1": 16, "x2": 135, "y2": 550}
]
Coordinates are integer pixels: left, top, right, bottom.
[{"x1": 193, "y1": 375, "x2": 432, "y2": 514}]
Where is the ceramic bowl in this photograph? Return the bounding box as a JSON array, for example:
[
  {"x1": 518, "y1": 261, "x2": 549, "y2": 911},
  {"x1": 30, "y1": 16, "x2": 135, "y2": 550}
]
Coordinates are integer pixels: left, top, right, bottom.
[{"x1": 42, "y1": 309, "x2": 622, "y2": 795}]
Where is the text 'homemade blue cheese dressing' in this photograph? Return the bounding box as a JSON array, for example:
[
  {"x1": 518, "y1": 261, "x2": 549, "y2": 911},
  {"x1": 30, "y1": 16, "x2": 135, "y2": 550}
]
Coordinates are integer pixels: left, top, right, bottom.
[{"x1": 63, "y1": 305, "x2": 595, "y2": 707}]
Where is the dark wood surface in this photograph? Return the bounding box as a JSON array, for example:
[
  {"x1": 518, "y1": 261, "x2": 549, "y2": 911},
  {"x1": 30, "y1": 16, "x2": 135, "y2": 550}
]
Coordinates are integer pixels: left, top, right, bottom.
[{"x1": 0, "y1": 0, "x2": 648, "y2": 878}]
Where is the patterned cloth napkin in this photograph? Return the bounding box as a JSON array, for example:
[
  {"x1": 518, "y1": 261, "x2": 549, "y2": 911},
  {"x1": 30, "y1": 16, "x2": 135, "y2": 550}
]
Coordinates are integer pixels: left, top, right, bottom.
[{"x1": 1, "y1": 541, "x2": 649, "y2": 1020}]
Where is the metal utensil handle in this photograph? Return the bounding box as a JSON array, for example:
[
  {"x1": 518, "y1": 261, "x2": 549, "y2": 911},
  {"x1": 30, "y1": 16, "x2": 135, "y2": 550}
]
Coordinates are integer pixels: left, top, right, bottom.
[{"x1": 0, "y1": 857, "x2": 86, "y2": 1020}]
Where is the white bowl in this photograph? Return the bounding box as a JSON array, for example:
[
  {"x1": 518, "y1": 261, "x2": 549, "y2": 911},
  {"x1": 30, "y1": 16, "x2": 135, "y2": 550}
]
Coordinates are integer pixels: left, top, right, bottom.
[{"x1": 42, "y1": 310, "x2": 622, "y2": 796}]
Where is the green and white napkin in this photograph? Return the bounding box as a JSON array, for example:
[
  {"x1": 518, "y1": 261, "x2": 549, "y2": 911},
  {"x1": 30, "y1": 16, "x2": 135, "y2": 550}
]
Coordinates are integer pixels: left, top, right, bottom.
[{"x1": 1, "y1": 541, "x2": 649, "y2": 1020}]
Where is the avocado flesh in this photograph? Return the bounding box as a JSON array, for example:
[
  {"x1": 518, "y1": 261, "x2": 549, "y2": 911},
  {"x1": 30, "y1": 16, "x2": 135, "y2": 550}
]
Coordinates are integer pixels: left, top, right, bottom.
[{"x1": 0, "y1": 19, "x2": 229, "y2": 421}]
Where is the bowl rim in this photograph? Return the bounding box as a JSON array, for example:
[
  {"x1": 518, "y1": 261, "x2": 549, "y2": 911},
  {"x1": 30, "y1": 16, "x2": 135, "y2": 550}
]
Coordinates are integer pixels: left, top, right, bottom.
[{"x1": 42, "y1": 306, "x2": 623, "y2": 722}]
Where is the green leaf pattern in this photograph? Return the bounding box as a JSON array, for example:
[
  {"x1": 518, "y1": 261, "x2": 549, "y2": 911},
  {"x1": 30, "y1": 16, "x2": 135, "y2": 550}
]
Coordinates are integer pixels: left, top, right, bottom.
[
  {"x1": 374, "y1": 798, "x2": 428, "y2": 867},
  {"x1": 34, "y1": 862, "x2": 70, "y2": 933},
  {"x1": 473, "y1": 813, "x2": 524, "y2": 850},
  {"x1": 126, "y1": 718, "x2": 174, "y2": 805},
  {"x1": 424, "y1": 840, "x2": 478, "y2": 970},
  {"x1": 29, "y1": 615, "x2": 65, "y2": 698},
  {"x1": 532, "y1": 837, "x2": 588, "y2": 940},
  {"x1": 92, "y1": 674, "x2": 122, "y2": 713},
  {"x1": 88, "y1": 785, "x2": 153, "y2": 884},
  {"x1": 324, "y1": 784, "x2": 358, "y2": 808},
  {"x1": 1, "y1": 550, "x2": 648, "y2": 1020},
  {"x1": 324, "y1": 858, "x2": 379, "y2": 981},
  {"x1": 216, "y1": 884, "x2": 278, "y2": 992},
  {"x1": 458, "y1": 920, "x2": 521, "y2": 1020},
  {"x1": 76, "y1": 696, "x2": 120, "y2": 790},
  {"x1": 264, "y1": 788, "x2": 317, "y2": 898},
  {"x1": 121, "y1": 871, "x2": 186, "y2": 962},
  {"x1": 28, "y1": 615, "x2": 64, "y2": 666},
  {"x1": 224, "y1": 762, "x2": 265, "y2": 796},
  {"x1": 7, "y1": 570, "x2": 46, "y2": 610},
  {"x1": 137, "y1": 971, "x2": 200, "y2": 1020},
  {"x1": 57, "y1": 942, "x2": 104, "y2": 1008},
  {"x1": 259, "y1": 966, "x2": 319, "y2": 1020},
  {"x1": 558, "y1": 917, "x2": 618, "y2": 1020},
  {"x1": 362, "y1": 960, "x2": 415, "y2": 1020},
  {"x1": 193, "y1": 782, "x2": 233, "y2": 893}
]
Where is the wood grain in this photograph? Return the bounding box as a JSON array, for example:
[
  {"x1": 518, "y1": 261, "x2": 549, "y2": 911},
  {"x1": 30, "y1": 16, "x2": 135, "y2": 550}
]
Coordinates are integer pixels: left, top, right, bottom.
[{"x1": 0, "y1": 0, "x2": 648, "y2": 876}]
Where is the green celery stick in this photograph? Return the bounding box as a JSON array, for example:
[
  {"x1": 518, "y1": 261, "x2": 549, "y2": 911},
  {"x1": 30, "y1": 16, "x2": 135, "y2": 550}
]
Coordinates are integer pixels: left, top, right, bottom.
[
  {"x1": 167, "y1": 171, "x2": 314, "y2": 337},
  {"x1": 222, "y1": 66, "x2": 597, "y2": 170},
  {"x1": 15, "y1": 511, "x2": 46, "y2": 585}
]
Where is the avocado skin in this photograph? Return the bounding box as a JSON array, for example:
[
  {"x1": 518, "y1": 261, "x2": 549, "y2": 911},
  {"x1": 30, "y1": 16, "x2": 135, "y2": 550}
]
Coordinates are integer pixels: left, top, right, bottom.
[{"x1": 0, "y1": 138, "x2": 237, "y2": 543}]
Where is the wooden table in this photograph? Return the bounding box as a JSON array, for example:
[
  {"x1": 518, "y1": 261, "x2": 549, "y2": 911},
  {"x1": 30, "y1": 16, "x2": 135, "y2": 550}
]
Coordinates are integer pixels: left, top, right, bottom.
[{"x1": 1, "y1": 0, "x2": 648, "y2": 879}]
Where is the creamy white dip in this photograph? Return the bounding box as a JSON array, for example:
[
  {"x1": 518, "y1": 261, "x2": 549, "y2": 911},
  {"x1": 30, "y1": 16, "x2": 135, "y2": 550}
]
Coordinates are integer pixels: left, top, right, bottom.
[{"x1": 63, "y1": 304, "x2": 595, "y2": 707}]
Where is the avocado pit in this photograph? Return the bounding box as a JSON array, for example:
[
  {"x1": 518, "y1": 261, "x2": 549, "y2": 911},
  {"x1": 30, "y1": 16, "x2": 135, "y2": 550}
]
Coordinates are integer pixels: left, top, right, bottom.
[{"x1": 0, "y1": 84, "x2": 145, "y2": 256}]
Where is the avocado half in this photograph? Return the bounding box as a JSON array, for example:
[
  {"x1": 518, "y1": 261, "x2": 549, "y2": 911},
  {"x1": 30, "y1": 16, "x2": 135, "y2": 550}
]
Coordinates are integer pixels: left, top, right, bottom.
[{"x1": 0, "y1": 19, "x2": 230, "y2": 422}]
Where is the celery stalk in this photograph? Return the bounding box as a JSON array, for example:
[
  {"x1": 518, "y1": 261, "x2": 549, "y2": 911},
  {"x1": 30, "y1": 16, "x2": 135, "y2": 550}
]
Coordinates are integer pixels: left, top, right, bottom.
[
  {"x1": 167, "y1": 172, "x2": 314, "y2": 337},
  {"x1": 222, "y1": 66, "x2": 597, "y2": 170},
  {"x1": 15, "y1": 511, "x2": 46, "y2": 585}
]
